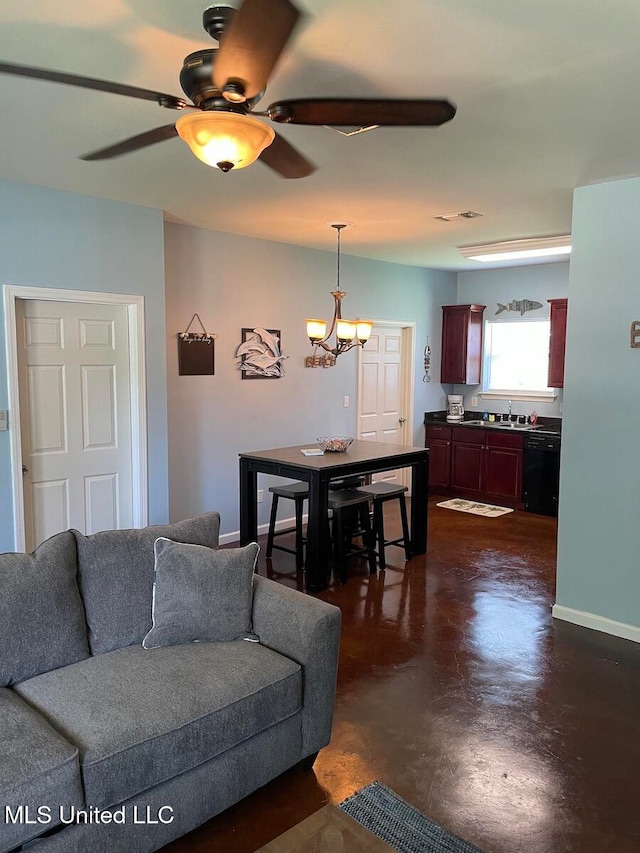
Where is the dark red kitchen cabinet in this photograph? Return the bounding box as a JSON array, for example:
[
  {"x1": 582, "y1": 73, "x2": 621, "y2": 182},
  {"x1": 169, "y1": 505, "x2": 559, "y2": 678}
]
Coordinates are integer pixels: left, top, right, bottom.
[
  {"x1": 440, "y1": 304, "x2": 486, "y2": 384},
  {"x1": 548, "y1": 298, "x2": 568, "y2": 388},
  {"x1": 450, "y1": 427, "x2": 485, "y2": 494},
  {"x1": 425, "y1": 425, "x2": 452, "y2": 490},
  {"x1": 484, "y1": 432, "x2": 523, "y2": 504}
]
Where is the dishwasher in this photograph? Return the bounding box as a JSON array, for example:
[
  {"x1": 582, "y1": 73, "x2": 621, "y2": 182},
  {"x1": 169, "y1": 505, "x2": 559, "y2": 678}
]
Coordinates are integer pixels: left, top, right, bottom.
[{"x1": 522, "y1": 432, "x2": 561, "y2": 517}]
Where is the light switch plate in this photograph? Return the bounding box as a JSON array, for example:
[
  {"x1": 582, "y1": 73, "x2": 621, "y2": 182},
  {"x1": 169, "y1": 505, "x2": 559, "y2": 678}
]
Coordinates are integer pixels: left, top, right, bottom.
[{"x1": 0, "y1": 410, "x2": 7, "y2": 431}]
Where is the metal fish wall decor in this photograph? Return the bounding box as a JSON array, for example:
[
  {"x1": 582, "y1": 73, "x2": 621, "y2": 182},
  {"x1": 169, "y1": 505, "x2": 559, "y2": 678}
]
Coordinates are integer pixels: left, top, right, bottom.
[{"x1": 495, "y1": 299, "x2": 543, "y2": 316}]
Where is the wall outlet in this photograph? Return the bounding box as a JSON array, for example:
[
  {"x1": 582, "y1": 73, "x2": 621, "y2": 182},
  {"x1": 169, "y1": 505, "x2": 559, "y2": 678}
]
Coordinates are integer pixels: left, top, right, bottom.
[
  {"x1": 257, "y1": 489, "x2": 264, "y2": 503},
  {"x1": 471, "y1": 397, "x2": 478, "y2": 408},
  {"x1": 343, "y1": 395, "x2": 350, "y2": 407}
]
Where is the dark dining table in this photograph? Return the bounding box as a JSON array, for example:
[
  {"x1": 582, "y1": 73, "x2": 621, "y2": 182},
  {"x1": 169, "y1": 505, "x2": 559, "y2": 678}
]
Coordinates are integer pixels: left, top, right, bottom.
[{"x1": 239, "y1": 440, "x2": 430, "y2": 591}]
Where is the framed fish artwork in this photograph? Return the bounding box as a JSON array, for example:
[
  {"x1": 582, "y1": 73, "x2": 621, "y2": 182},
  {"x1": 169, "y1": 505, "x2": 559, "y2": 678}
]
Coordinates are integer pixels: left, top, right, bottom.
[
  {"x1": 236, "y1": 328, "x2": 288, "y2": 379},
  {"x1": 495, "y1": 299, "x2": 543, "y2": 316}
]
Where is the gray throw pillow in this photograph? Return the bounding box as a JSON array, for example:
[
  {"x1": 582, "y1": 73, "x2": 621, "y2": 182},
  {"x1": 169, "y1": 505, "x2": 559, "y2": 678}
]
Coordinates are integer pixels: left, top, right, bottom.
[
  {"x1": 73, "y1": 512, "x2": 221, "y2": 655},
  {"x1": 142, "y1": 539, "x2": 260, "y2": 649},
  {"x1": 0, "y1": 532, "x2": 89, "y2": 686}
]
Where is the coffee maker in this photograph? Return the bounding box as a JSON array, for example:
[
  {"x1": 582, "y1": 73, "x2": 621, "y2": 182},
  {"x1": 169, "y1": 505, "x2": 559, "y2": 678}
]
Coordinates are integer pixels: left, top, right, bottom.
[{"x1": 446, "y1": 394, "x2": 465, "y2": 423}]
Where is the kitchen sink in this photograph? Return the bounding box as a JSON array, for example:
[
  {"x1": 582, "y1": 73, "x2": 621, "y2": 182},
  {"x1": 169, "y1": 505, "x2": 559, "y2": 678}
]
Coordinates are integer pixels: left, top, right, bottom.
[{"x1": 464, "y1": 419, "x2": 539, "y2": 430}]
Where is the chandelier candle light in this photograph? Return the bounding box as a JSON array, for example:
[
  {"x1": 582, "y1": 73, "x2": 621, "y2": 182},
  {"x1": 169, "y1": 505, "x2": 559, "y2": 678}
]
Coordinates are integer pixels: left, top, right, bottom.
[{"x1": 305, "y1": 224, "x2": 373, "y2": 368}]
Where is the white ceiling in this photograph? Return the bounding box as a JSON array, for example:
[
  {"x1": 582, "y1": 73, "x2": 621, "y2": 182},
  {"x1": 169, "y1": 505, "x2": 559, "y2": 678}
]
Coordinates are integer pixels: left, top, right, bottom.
[{"x1": 0, "y1": 0, "x2": 638, "y2": 270}]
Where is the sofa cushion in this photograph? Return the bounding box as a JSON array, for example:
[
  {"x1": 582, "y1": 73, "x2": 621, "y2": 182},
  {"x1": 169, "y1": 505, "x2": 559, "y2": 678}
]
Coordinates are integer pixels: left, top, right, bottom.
[
  {"x1": 0, "y1": 531, "x2": 88, "y2": 686},
  {"x1": 15, "y1": 641, "x2": 302, "y2": 810},
  {"x1": 73, "y1": 512, "x2": 221, "y2": 655},
  {"x1": 0, "y1": 689, "x2": 84, "y2": 853},
  {"x1": 143, "y1": 540, "x2": 259, "y2": 649}
]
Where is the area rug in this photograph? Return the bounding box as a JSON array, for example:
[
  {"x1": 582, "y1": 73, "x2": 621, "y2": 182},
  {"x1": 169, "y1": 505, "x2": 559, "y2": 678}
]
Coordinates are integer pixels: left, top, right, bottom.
[
  {"x1": 436, "y1": 498, "x2": 514, "y2": 517},
  {"x1": 339, "y1": 781, "x2": 483, "y2": 853}
]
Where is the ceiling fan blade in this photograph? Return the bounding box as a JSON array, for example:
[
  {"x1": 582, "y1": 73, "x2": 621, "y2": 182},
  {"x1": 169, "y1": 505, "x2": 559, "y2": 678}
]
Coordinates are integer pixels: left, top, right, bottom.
[
  {"x1": 213, "y1": 0, "x2": 301, "y2": 102},
  {"x1": 267, "y1": 98, "x2": 457, "y2": 127},
  {"x1": 80, "y1": 124, "x2": 178, "y2": 161},
  {"x1": 0, "y1": 60, "x2": 188, "y2": 109},
  {"x1": 259, "y1": 131, "x2": 315, "y2": 178}
]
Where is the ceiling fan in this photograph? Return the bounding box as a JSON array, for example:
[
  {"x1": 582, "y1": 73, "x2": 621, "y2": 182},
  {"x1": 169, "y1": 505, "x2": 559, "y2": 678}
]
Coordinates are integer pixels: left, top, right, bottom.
[{"x1": 0, "y1": 0, "x2": 456, "y2": 179}]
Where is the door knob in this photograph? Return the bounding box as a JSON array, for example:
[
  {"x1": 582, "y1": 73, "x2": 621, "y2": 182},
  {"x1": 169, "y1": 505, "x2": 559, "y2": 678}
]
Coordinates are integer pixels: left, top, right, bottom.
[
  {"x1": 22, "y1": 464, "x2": 28, "y2": 474},
  {"x1": 399, "y1": 417, "x2": 406, "y2": 424}
]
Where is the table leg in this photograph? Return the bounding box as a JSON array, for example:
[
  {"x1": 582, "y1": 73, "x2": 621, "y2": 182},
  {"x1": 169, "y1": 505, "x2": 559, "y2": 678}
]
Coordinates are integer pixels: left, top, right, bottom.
[
  {"x1": 410, "y1": 457, "x2": 429, "y2": 555},
  {"x1": 239, "y1": 458, "x2": 258, "y2": 546},
  {"x1": 305, "y1": 473, "x2": 330, "y2": 592}
]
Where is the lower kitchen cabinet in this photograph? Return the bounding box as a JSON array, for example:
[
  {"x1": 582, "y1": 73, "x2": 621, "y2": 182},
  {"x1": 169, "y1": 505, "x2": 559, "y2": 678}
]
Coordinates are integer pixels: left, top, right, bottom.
[
  {"x1": 483, "y1": 433, "x2": 523, "y2": 503},
  {"x1": 425, "y1": 425, "x2": 451, "y2": 489},
  {"x1": 425, "y1": 423, "x2": 524, "y2": 507},
  {"x1": 450, "y1": 428, "x2": 485, "y2": 495}
]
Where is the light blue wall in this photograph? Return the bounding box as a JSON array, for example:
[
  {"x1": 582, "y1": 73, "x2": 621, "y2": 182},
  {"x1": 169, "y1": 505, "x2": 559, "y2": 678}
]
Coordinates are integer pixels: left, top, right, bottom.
[
  {"x1": 0, "y1": 180, "x2": 169, "y2": 551},
  {"x1": 164, "y1": 222, "x2": 456, "y2": 537},
  {"x1": 556, "y1": 178, "x2": 640, "y2": 632},
  {"x1": 454, "y1": 262, "x2": 570, "y2": 417}
]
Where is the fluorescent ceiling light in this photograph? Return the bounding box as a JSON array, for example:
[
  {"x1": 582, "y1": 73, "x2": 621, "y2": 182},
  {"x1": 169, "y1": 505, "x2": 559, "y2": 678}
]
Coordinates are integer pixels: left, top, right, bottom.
[{"x1": 459, "y1": 235, "x2": 572, "y2": 263}]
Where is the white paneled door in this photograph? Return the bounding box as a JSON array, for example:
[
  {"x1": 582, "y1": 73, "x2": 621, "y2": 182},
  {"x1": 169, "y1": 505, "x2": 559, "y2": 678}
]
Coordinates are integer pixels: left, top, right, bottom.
[
  {"x1": 16, "y1": 299, "x2": 133, "y2": 551},
  {"x1": 357, "y1": 325, "x2": 409, "y2": 485}
]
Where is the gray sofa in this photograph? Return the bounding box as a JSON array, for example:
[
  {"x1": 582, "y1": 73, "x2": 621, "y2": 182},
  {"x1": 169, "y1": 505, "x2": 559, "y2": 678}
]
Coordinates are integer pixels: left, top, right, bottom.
[{"x1": 0, "y1": 513, "x2": 341, "y2": 853}]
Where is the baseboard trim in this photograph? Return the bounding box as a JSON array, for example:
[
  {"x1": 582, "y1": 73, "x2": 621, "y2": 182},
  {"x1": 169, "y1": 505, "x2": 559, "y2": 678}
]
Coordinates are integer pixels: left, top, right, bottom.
[
  {"x1": 219, "y1": 514, "x2": 306, "y2": 547},
  {"x1": 552, "y1": 604, "x2": 640, "y2": 644}
]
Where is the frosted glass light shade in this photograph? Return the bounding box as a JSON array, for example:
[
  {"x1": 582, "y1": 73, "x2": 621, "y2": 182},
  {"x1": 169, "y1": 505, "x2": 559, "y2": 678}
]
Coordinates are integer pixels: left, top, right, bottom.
[
  {"x1": 336, "y1": 319, "x2": 357, "y2": 342},
  {"x1": 175, "y1": 111, "x2": 275, "y2": 171},
  {"x1": 356, "y1": 321, "x2": 373, "y2": 343},
  {"x1": 306, "y1": 319, "x2": 327, "y2": 342}
]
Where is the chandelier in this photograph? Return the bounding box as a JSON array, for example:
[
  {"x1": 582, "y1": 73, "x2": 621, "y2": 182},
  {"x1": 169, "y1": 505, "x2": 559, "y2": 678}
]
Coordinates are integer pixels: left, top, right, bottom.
[{"x1": 305, "y1": 224, "x2": 373, "y2": 368}]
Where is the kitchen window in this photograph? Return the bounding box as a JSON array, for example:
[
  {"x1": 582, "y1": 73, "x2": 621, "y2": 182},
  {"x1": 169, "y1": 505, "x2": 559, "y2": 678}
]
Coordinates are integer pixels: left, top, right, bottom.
[{"x1": 482, "y1": 318, "x2": 553, "y2": 399}]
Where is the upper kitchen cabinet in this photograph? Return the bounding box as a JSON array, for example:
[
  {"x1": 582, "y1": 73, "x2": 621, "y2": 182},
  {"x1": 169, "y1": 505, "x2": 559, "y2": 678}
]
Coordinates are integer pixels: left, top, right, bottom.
[
  {"x1": 440, "y1": 304, "x2": 486, "y2": 384},
  {"x1": 547, "y1": 298, "x2": 568, "y2": 388}
]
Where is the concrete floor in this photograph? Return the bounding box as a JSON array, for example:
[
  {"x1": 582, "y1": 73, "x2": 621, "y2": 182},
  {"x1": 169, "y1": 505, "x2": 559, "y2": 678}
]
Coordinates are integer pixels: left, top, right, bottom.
[{"x1": 163, "y1": 497, "x2": 640, "y2": 853}]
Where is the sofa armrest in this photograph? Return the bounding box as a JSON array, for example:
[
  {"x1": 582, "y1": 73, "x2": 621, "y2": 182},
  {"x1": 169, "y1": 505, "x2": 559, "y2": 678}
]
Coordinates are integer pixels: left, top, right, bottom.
[{"x1": 251, "y1": 575, "x2": 341, "y2": 758}]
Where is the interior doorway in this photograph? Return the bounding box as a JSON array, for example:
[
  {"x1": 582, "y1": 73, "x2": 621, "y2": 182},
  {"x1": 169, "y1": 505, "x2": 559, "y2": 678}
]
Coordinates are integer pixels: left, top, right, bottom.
[
  {"x1": 3, "y1": 285, "x2": 148, "y2": 552},
  {"x1": 356, "y1": 321, "x2": 416, "y2": 487}
]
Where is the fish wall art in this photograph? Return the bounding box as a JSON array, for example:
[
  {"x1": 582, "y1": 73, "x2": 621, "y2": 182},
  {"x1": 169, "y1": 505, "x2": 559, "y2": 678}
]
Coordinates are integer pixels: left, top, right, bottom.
[
  {"x1": 495, "y1": 299, "x2": 543, "y2": 316},
  {"x1": 236, "y1": 328, "x2": 288, "y2": 379}
]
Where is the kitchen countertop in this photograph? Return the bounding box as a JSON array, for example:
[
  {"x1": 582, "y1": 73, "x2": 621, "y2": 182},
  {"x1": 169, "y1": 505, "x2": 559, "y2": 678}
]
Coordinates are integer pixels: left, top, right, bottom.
[{"x1": 424, "y1": 411, "x2": 562, "y2": 436}]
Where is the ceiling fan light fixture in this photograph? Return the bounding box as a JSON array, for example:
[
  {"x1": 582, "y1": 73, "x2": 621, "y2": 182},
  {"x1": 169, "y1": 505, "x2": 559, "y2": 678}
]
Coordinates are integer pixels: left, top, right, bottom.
[{"x1": 175, "y1": 111, "x2": 275, "y2": 171}]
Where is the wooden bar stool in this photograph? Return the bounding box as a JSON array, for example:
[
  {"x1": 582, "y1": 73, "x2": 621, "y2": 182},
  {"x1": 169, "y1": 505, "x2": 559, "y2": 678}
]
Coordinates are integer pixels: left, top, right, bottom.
[
  {"x1": 265, "y1": 475, "x2": 365, "y2": 572},
  {"x1": 327, "y1": 488, "x2": 377, "y2": 584},
  {"x1": 265, "y1": 482, "x2": 308, "y2": 570},
  {"x1": 355, "y1": 482, "x2": 411, "y2": 571}
]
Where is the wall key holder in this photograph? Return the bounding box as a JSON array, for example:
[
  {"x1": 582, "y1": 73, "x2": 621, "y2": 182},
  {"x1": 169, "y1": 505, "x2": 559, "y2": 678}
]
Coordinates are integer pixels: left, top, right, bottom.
[{"x1": 177, "y1": 313, "x2": 216, "y2": 375}]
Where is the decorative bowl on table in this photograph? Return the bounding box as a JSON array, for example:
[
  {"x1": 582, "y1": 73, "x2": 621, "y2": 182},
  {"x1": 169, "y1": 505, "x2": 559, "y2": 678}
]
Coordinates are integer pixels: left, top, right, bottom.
[{"x1": 316, "y1": 436, "x2": 353, "y2": 452}]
